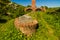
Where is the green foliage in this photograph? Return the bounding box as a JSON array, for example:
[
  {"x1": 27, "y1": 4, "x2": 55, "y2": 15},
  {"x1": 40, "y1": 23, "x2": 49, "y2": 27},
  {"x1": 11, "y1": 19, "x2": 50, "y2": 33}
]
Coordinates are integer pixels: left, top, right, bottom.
[
  {"x1": 0, "y1": 0, "x2": 26, "y2": 21},
  {"x1": 28, "y1": 12, "x2": 60, "y2": 40},
  {"x1": 27, "y1": 5, "x2": 31, "y2": 7},
  {"x1": 0, "y1": 19, "x2": 26, "y2": 40},
  {"x1": 0, "y1": 0, "x2": 60, "y2": 40},
  {"x1": 0, "y1": 11, "x2": 60, "y2": 40}
]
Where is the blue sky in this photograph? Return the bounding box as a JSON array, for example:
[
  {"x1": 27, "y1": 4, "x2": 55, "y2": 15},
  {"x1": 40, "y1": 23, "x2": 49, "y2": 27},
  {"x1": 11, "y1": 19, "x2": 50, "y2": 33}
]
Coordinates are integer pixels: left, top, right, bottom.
[{"x1": 11, "y1": 0, "x2": 60, "y2": 7}]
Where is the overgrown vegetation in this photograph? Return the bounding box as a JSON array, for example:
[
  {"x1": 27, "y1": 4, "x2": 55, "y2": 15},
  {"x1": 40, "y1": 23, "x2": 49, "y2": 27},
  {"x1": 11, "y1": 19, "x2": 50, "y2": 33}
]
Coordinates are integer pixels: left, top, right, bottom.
[
  {"x1": 0, "y1": 0, "x2": 26, "y2": 21},
  {"x1": 0, "y1": 0, "x2": 60, "y2": 40},
  {"x1": 0, "y1": 11, "x2": 60, "y2": 40}
]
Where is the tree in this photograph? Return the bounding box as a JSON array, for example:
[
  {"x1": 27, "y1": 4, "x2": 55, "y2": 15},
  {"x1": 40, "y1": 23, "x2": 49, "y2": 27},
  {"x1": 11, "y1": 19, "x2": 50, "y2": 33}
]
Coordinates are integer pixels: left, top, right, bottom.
[
  {"x1": 27, "y1": 5, "x2": 31, "y2": 7},
  {"x1": 44, "y1": 6, "x2": 48, "y2": 9}
]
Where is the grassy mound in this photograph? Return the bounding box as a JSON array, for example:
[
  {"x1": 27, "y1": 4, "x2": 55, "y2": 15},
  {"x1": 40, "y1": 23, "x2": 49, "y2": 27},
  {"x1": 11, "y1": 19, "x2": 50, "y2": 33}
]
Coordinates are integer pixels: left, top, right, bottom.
[
  {"x1": 0, "y1": 12, "x2": 60, "y2": 40},
  {"x1": 0, "y1": 19, "x2": 26, "y2": 40},
  {"x1": 28, "y1": 12, "x2": 60, "y2": 40}
]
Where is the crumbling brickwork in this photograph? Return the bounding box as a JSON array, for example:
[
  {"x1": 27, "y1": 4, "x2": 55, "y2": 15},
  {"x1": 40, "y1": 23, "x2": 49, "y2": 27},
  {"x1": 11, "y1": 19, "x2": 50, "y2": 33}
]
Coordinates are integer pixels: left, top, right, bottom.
[
  {"x1": 25, "y1": 0, "x2": 46, "y2": 12},
  {"x1": 14, "y1": 15, "x2": 38, "y2": 36}
]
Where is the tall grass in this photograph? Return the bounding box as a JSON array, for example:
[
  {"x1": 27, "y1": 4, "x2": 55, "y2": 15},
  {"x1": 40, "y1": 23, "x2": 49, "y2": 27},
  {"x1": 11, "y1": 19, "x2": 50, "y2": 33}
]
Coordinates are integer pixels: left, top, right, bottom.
[{"x1": 0, "y1": 12, "x2": 60, "y2": 40}]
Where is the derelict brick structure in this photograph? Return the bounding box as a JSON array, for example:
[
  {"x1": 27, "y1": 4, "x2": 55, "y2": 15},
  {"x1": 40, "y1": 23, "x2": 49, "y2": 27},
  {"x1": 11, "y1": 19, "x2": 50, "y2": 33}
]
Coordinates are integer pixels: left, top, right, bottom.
[
  {"x1": 14, "y1": 15, "x2": 38, "y2": 36},
  {"x1": 25, "y1": 0, "x2": 46, "y2": 12},
  {"x1": 31, "y1": 0, "x2": 36, "y2": 11}
]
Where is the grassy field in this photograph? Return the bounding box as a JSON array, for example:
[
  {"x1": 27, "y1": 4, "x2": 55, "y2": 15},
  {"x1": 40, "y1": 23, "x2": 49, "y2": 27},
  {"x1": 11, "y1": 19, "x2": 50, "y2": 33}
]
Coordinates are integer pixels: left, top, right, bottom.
[{"x1": 0, "y1": 12, "x2": 60, "y2": 40}]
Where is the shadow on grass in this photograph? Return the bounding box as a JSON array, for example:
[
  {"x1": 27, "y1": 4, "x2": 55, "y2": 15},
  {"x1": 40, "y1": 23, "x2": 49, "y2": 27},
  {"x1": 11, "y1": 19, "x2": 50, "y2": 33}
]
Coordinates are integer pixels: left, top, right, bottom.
[
  {"x1": 36, "y1": 24, "x2": 39, "y2": 29},
  {"x1": 0, "y1": 19, "x2": 7, "y2": 23}
]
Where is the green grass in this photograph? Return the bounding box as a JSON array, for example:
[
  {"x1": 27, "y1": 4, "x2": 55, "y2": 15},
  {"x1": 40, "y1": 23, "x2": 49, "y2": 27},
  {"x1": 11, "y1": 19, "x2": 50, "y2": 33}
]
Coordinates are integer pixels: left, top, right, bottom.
[
  {"x1": 0, "y1": 19, "x2": 26, "y2": 40},
  {"x1": 0, "y1": 12, "x2": 60, "y2": 40},
  {"x1": 29, "y1": 12, "x2": 60, "y2": 40}
]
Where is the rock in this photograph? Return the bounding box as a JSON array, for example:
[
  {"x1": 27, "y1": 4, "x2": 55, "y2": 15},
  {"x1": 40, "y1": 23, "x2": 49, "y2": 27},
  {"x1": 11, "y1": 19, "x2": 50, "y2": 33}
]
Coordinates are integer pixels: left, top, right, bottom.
[{"x1": 14, "y1": 15, "x2": 38, "y2": 36}]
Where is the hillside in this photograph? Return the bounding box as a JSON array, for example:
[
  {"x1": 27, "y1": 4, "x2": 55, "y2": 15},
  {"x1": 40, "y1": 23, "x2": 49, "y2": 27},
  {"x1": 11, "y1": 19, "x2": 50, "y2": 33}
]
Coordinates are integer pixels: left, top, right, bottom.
[
  {"x1": 0, "y1": 0, "x2": 60, "y2": 40},
  {"x1": 0, "y1": 11, "x2": 60, "y2": 40},
  {"x1": 0, "y1": 0, "x2": 26, "y2": 21}
]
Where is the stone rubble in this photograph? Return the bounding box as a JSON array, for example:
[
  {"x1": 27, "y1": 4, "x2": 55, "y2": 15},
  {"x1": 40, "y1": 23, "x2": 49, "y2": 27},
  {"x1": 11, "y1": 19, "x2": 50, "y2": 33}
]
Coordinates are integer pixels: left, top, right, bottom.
[{"x1": 14, "y1": 15, "x2": 38, "y2": 36}]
